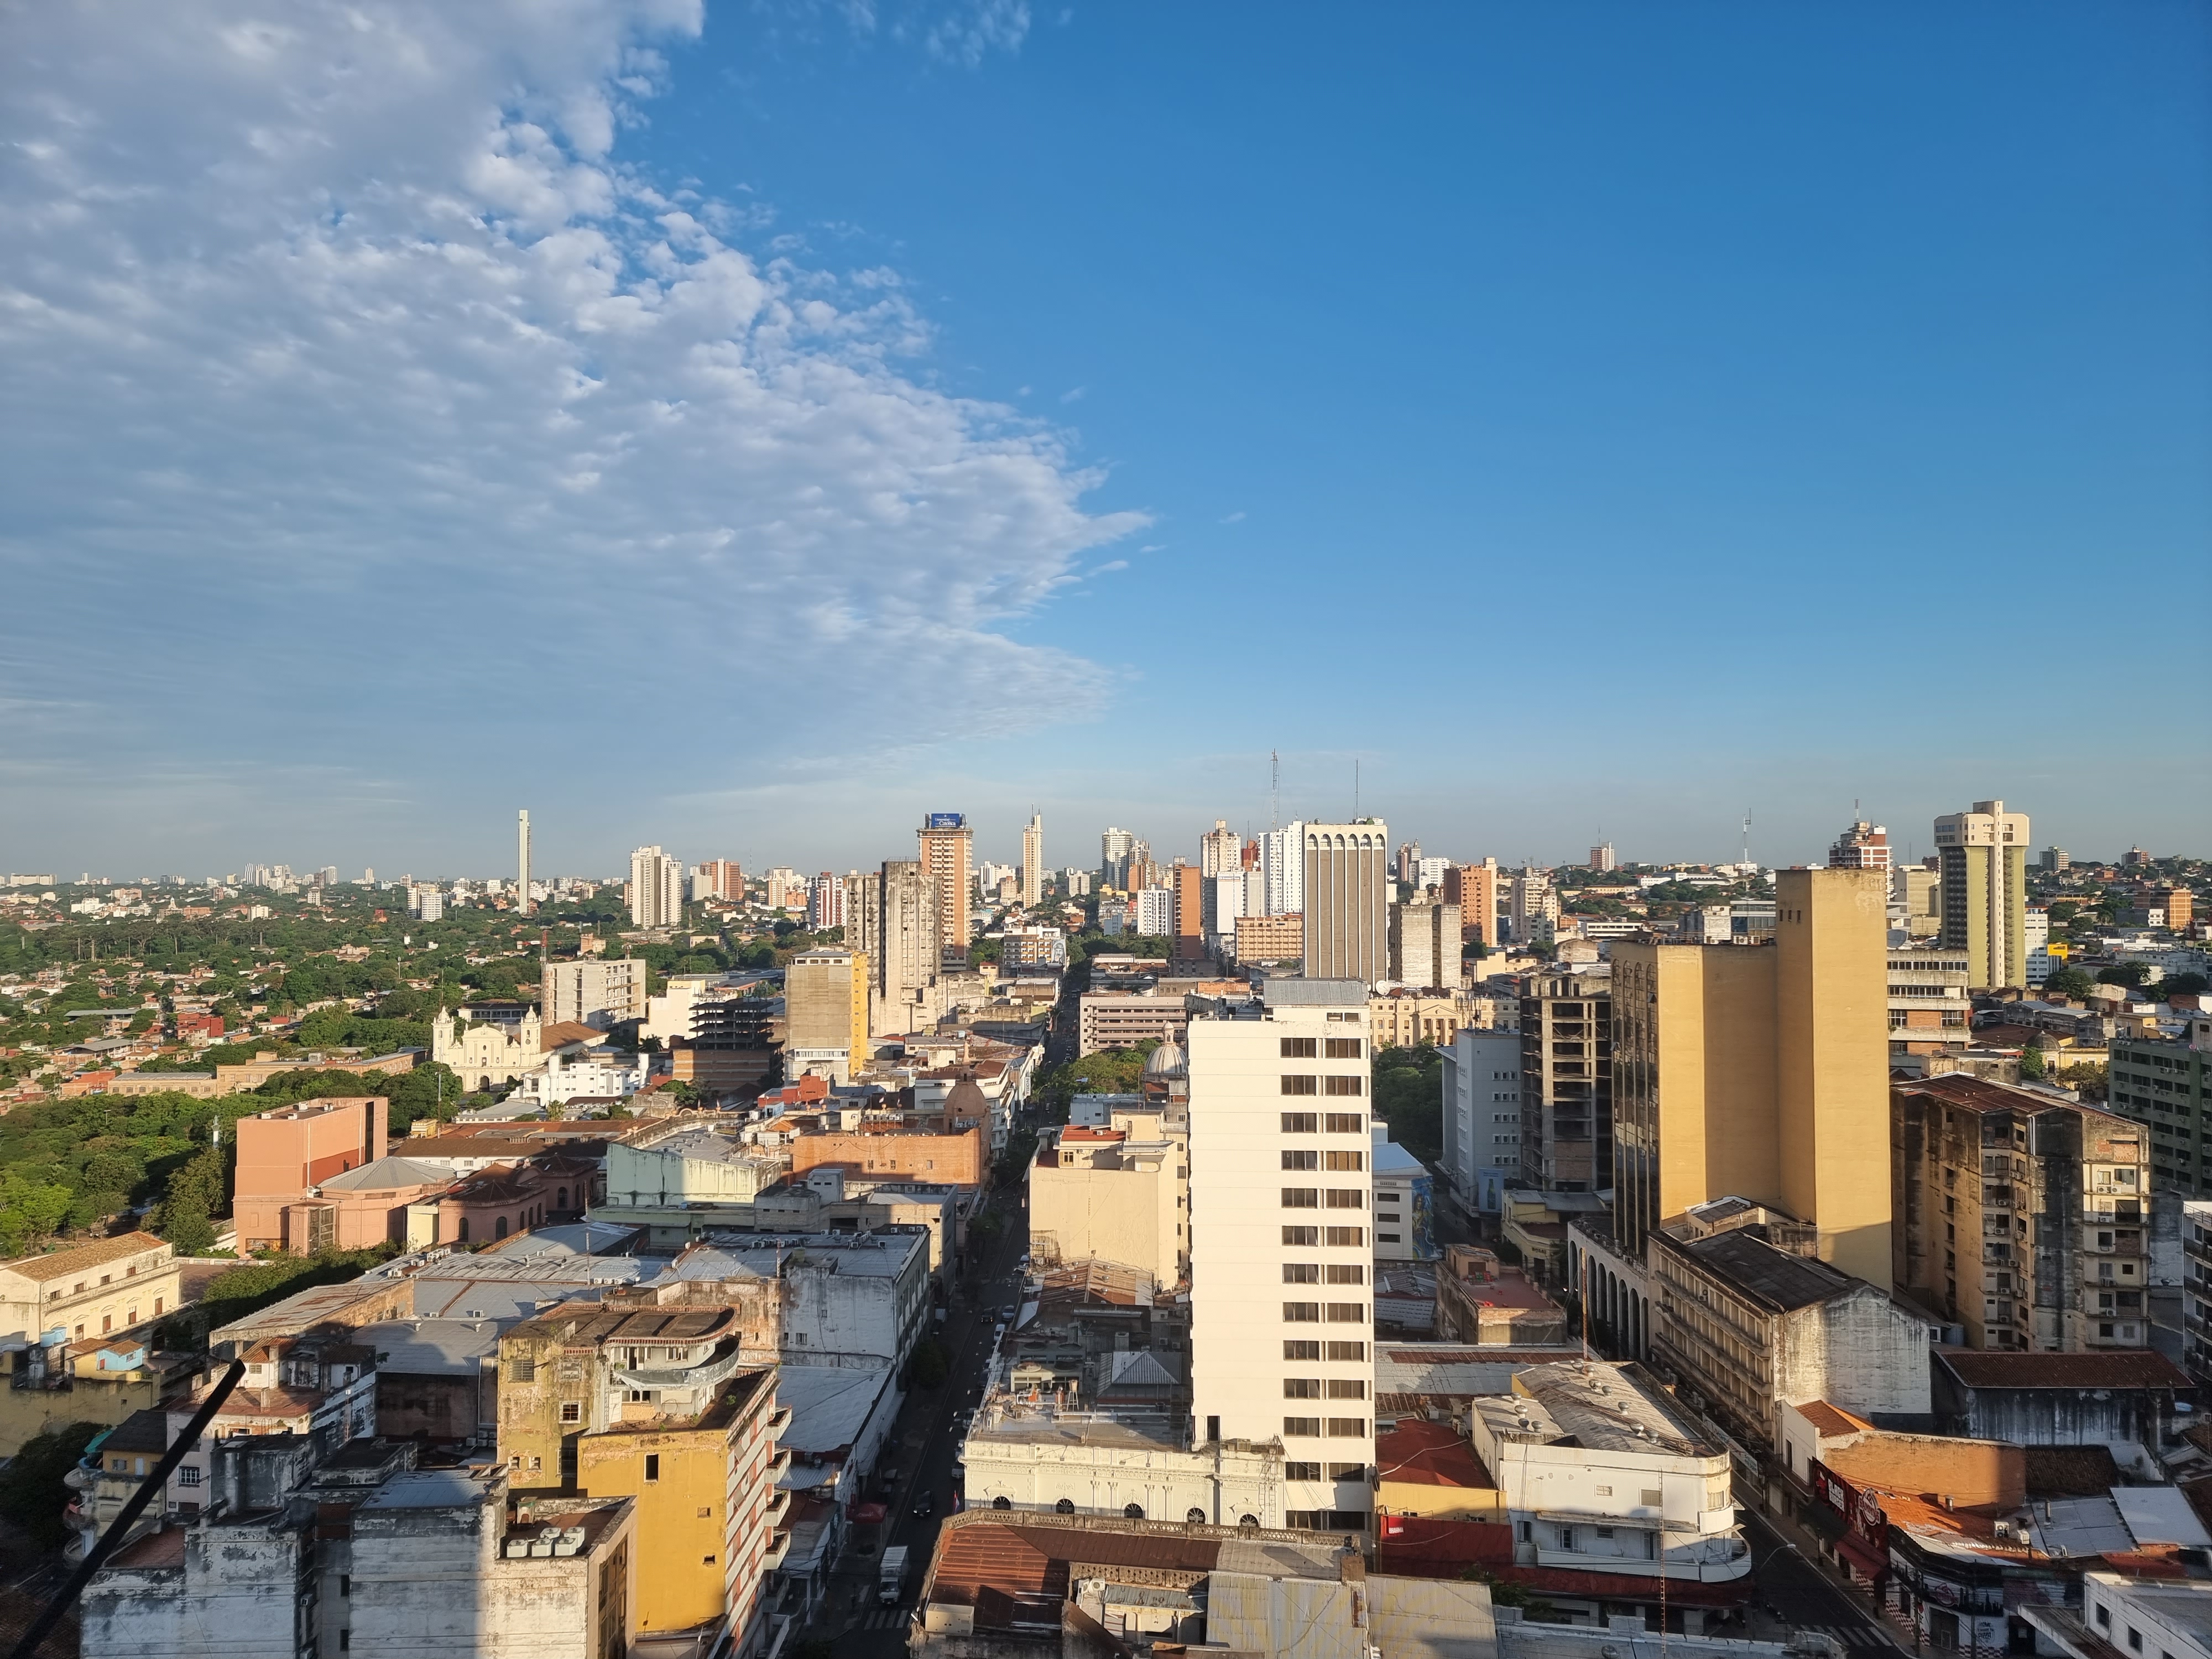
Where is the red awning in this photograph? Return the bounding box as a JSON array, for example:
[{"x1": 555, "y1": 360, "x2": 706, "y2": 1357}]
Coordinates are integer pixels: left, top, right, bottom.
[
  {"x1": 1835, "y1": 1535, "x2": 1888, "y2": 1580},
  {"x1": 847, "y1": 1501, "x2": 888, "y2": 1523}
]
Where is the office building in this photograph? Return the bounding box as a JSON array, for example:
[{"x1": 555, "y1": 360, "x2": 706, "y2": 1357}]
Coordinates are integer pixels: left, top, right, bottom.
[
  {"x1": 1828, "y1": 820, "x2": 1891, "y2": 870},
  {"x1": 1301, "y1": 821, "x2": 1389, "y2": 984},
  {"x1": 517, "y1": 808, "x2": 532, "y2": 917},
  {"x1": 1386, "y1": 895, "x2": 1462, "y2": 989},
  {"x1": 1610, "y1": 866, "x2": 1892, "y2": 1287},
  {"x1": 1370, "y1": 1129, "x2": 1429, "y2": 1260},
  {"x1": 542, "y1": 958, "x2": 647, "y2": 1031},
  {"x1": 1261, "y1": 822, "x2": 1305, "y2": 917},
  {"x1": 1204, "y1": 872, "x2": 1246, "y2": 948},
  {"x1": 1588, "y1": 843, "x2": 1618, "y2": 872},
  {"x1": 919, "y1": 812, "x2": 974, "y2": 952},
  {"x1": 1520, "y1": 965, "x2": 1613, "y2": 1193},
  {"x1": 1077, "y1": 992, "x2": 1194, "y2": 1057},
  {"x1": 693, "y1": 858, "x2": 743, "y2": 902},
  {"x1": 1892, "y1": 1074, "x2": 2148, "y2": 1350},
  {"x1": 1394, "y1": 840, "x2": 1423, "y2": 888},
  {"x1": 1020, "y1": 812, "x2": 1044, "y2": 907},
  {"x1": 1172, "y1": 860, "x2": 1205, "y2": 961},
  {"x1": 1885, "y1": 947, "x2": 1972, "y2": 1055},
  {"x1": 1230, "y1": 911, "x2": 1303, "y2": 964},
  {"x1": 1187, "y1": 978, "x2": 1374, "y2": 1532},
  {"x1": 1200, "y1": 819, "x2": 1241, "y2": 879},
  {"x1": 786, "y1": 946, "x2": 870, "y2": 1081},
  {"x1": 842, "y1": 858, "x2": 942, "y2": 1037},
  {"x1": 627, "y1": 846, "x2": 682, "y2": 930},
  {"x1": 1099, "y1": 826, "x2": 1136, "y2": 889},
  {"x1": 1444, "y1": 857, "x2": 1500, "y2": 947},
  {"x1": 1934, "y1": 799, "x2": 2031, "y2": 989},
  {"x1": 1439, "y1": 1027, "x2": 1524, "y2": 1220}
]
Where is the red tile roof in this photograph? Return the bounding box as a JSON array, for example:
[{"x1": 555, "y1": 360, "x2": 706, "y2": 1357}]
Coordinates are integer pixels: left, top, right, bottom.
[
  {"x1": 1375, "y1": 1420, "x2": 1493, "y2": 1490},
  {"x1": 1936, "y1": 1349, "x2": 2188, "y2": 1389}
]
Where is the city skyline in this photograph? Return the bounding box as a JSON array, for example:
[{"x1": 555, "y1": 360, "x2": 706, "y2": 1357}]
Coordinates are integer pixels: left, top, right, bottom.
[{"x1": 2, "y1": 3, "x2": 2206, "y2": 872}]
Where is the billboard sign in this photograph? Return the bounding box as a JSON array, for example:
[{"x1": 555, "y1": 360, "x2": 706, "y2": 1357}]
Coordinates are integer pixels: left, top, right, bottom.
[{"x1": 926, "y1": 812, "x2": 966, "y2": 831}]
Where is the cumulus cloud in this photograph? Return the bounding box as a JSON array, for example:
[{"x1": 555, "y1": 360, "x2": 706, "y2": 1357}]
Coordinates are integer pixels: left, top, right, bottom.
[{"x1": 0, "y1": 0, "x2": 1136, "y2": 859}]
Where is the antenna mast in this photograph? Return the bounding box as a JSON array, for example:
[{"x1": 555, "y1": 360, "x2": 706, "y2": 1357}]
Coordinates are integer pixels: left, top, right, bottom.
[
  {"x1": 1741, "y1": 810, "x2": 1752, "y2": 867},
  {"x1": 1271, "y1": 751, "x2": 1280, "y2": 831}
]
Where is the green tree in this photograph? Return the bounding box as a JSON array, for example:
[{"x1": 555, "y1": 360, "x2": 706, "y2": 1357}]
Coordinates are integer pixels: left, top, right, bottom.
[
  {"x1": 2154, "y1": 972, "x2": 2210, "y2": 1001},
  {"x1": 2043, "y1": 966, "x2": 2095, "y2": 998},
  {"x1": 2099, "y1": 964, "x2": 2153, "y2": 990},
  {"x1": 1371, "y1": 1046, "x2": 1444, "y2": 1165},
  {"x1": 2018, "y1": 1046, "x2": 2047, "y2": 1081},
  {"x1": 0, "y1": 1421, "x2": 103, "y2": 1549},
  {"x1": 0, "y1": 1168, "x2": 76, "y2": 1256}
]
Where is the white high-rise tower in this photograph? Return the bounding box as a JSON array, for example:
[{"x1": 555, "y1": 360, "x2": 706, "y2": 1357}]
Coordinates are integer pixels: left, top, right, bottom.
[
  {"x1": 517, "y1": 809, "x2": 533, "y2": 918},
  {"x1": 1020, "y1": 812, "x2": 1044, "y2": 908}
]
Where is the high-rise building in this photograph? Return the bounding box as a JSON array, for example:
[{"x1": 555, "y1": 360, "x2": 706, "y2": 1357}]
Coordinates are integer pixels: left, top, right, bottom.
[
  {"x1": 1891, "y1": 863, "x2": 1940, "y2": 939},
  {"x1": 543, "y1": 958, "x2": 648, "y2": 1030},
  {"x1": 918, "y1": 812, "x2": 974, "y2": 953},
  {"x1": 846, "y1": 860, "x2": 942, "y2": 1037},
  {"x1": 1261, "y1": 823, "x2": 1306, "y2": 917},
  {"x1": 1386, "y1": 896, "x2": 1462, "y2": 990},
  {"x1": 628, "y1": 846, "x2": 682, "y2": 930},
  {"x1": 1206, "y1": 872, "x2": 1247, "y2": 947},
  {"x1": 1020, "y1": 813, "x2": 1044, "y2": 907},
  {"x1": 1519, "y1": 966, "x2": 1612, "y2": 1192},
  {"x1": 1444, "y1": 858, "x2": 1500, "y2": 948},
  {"x1": 1301, "y1": 821, "x2": 1389, "y2": 983},
  {"x1": 1134, "y1": 886, "x2": 1177, "y2": 938},
  {"x1": 1609, "y1": 866, "x2": 1891, "y2": 1286},
  {"x1": 807, "y1": 872, "x2": 843, "y2": 932},
  {"x1": 1892, "y1": 1074, "x2": 2148, "y2": 1351},
  {"x1": 1589, "y1": 843, "x2": 1618, "y2": 872},
  {"x1": 1187, "y1": 978, "x2": 1374, "y2": 1532},
  {"x1": 517, "y1": 808, "x2": 533, "y2": 917},
  {"x1": 695, "y1": 859, "x2": 743, "y2": 902},
  {"x1": 1828, "y1": 820, "x2": 1891, "y2": 871},
  {"x1": 785, "y1": 947, "x2": 870, "y2": 1081},
  {"x1": 1394, "y1": 841, "x2": 1423, "y2": 888},
  {"x1": 1172, "y1": 860, "x2": 1206, "y2": 961},
  {"x1": 1199, "y1": 820, "x2": 1241, "y2": 879},
  {"x1": 1934, "y1": 799, "x2": 2031, "y2": 989},
  {"x1": 2040, "y1": 847, "x2": 2070, "y2": 873},
  {"x1": 1439, "y1": 1027, "x2": 1524, "y2": 1220},
  {"x1": 1507, "y1": 866, "x2": 1558, "y2": 946},
  {"x1": 761, "y1": 867, "x2": 806, "y2": 912},
  {"x1": 1099, "y1": 827, "x2": 1135, "y2": 889}
]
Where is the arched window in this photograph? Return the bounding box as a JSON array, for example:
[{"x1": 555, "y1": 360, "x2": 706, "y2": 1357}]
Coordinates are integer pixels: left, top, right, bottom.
[
  {"x1": 1186, "y1": 1508, "x2": 1207, "y2": 1525},
  {"x1": 1055, "y1": 1499, "x2": 1075, "y2": 1515},
  {"x1": 495, "y1": 1216, "x2": 509, "y2": 1240},
  {"x1": 1123, "y1": 1504, "x2": 1144, "y2": 1520},
  {"x1": 992, "y1": 1496, "x2": 1011, "y2": 1511},
  {"x1": 1239, "y1": 1515, "x2": 1260, "y2": 1530}
]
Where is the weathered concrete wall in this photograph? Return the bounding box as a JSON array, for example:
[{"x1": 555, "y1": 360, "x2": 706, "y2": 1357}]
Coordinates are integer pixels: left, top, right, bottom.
[
  {"x1": 1776, "y1": 1288, "x2": 1933, "y2": 1433},
  {"x1": 79, "y1": 1523, "x2": 302, "y2": 1659}
]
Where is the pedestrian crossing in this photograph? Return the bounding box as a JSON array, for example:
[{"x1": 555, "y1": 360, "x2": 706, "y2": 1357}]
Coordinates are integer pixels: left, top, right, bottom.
[{"x1": 854, "y1": 1608, "x2": 908, "y2": 1631}]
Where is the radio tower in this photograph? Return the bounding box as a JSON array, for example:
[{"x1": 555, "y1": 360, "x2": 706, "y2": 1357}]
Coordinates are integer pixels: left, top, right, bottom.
[
  {"x1": 1271, "y1": 750, "x2": 1280, "y2": 830},
  {"x1": 1741, "y1": 810, "x2": 1752, "y2": 868}
]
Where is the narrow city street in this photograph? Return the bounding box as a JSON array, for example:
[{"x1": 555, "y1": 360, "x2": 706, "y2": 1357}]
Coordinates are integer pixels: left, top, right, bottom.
[
  {"x1": 1738, "y1": 1506, "x2": 1906, "y2": 1659},
  {"x1": 806, "y1": 1180, "x2": 1031, "y2": 1657}
]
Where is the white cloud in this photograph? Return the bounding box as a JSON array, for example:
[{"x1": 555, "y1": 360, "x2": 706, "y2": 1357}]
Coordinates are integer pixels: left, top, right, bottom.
[
  {"x1": 0, "y1": 0, "x2": 1140, "y2": 862},
  {"x1": 1219, "y1": 510, "x2": 1247, "y2": 523}
]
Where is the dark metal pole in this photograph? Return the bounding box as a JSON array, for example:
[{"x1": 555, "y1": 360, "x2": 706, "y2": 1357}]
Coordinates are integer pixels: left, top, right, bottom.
[{"x1": 8, "y1": 1358, "x2": 246, "y2": 1659}]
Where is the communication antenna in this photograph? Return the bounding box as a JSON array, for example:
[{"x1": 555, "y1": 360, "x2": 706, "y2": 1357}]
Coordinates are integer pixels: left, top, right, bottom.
[
  {"x1": 1354, "y1": 759, "x2": 1360, "y2": 819},
  {"x1": 1271, "y1": 751, "x2": 1280, "y2": 831},
  {"x1": 1741, "y1": 810, "x2": 1751, "y2": 867}
]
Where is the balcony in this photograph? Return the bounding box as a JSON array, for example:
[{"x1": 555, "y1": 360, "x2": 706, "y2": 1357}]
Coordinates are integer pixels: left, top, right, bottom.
[{"x1": 761, "y1": 1528, "x2": 792, "y2": 1572}]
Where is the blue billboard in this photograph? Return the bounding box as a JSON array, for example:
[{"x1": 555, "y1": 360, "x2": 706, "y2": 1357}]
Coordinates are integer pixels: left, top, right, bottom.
[{"x1": 926, "y1": 812, "x2": 966, "y2": 830}]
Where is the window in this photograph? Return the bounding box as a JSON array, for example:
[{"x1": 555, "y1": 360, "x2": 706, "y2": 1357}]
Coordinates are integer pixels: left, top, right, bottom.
[
  {"x1": 560, "y1": 1402, "x2": 581, "y2": 1424},
  {"x1": 1326, "y1": 1380, "x2": 1366, "y2": 1399},
  {"x1": 1324, "y1": 1037, "x2": 1362, "y2": 1058},
  {"x1": 1324, "y1": 1076, "x2": 1364, "y2": 1097},
  {"x1": 1281, "y1": 1037, "x2": 1318, "y2": 1058},
  {"x1": 1056, "y1": 1498, "x2": 1077, "y2": 1514},
  {"x1": 644, "y1": 1454, "x2": 660, "y2": 1483},
  {"x1": 1324, "y1": 1189, "x2": 1364, "y2": 1209},
  {"x1": 1324, "y1": 1113, "x2": 1364, "y2": 1133},
  {"x1": 1281, "y1": 1075, "x2": 1318, "y2": 1095},
  {"x1": 1641, "y1": 1489, "x2": 1662, "y2": 1506},
  {"x1": 1281, "y1": 1112, "x2": 1319, "y2": 1134},
  {"x1": 1325, "y1": 1341, "x2": 1365, "y2": 1360},
  {"x1": 1557, "y1": 1526, "x2": 1578, "y2": 1552},
  {"x1": 1284, "y1": 1340, "x2": 1321, "y2": 1360},
  {"x1": 1282, "y1": 1226, "x2": 1319, "y2": 1246},
  {"x1": 1594, "y1": 1486, "x2": 1612, "y2": 1496},
  {"x1": 1325, "y1": 1227, "x2": 1364, "y2": 1247},
  {"x1": 1326, "y1": 1418, "x2": 1366, "y2": 1437},
  {"x1": 1282, "y1": 1188, "x2": 1319, "y2": 1208},
  {"x1": 340, "y1": 1634, "x2": 350, "y2": 1653},
  {"x1": 1325, "y1": 1303, "x2": 1365, "y2": 1323},
  {"x1": 1595, "y1": 1527, "x2": 1614, "y2": 1541},
  {"x1": 1281, "y1": 1149, "x2": 1319, "y2": 1171},
  {"x1": 1283, "y1": 1264, "x2": 1319, "y2": 1284},
  {"x1": 2096, "y1": 1608, "x2": 2112, "y2": 1630},
  {"x1": 702, "y1": 1555, "x2": 717, "y2": 1566},
  {"x1": 1378, "y1": 1233, "x2": 1401, "y2": 1244},
  {"x1": 1324, "y1": 1150, "x2": 1364, "y2": 1171},
  {"x1": 1284, "y1": 1301, "x2": 1321, "y2": 1322},
  {"x1": 1284, "y1": 1416, "x2": 1322, "y2": 1437},
  {"x1": 1325, "y1": 1265, "x2": 1364, "y2": 1285},
  {"x1": 1286, "y1": 1461, "x2": 1322, "y2": 1481},
  {"x1": 179, "y1": 1466, "x2": 201, "y2": 1487},
  {"x1": 1327, "y1": 1462, "x2": 1366, "y2": 1480},
  {"x1": 339, "y1": 1575, "x2": 351, "y2": 1598},
  {"x1": 1284, "y1": 1379, "x2": 1321, "y2": 1398},
  {"x1": 2128, "y1": 1632, "x2": 2142, "y2": 1653}
]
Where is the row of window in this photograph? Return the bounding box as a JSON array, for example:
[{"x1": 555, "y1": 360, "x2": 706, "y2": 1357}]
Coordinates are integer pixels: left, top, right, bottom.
[
  {"x1": 1281, "y1": 1037, "x2": 1364, "y2": 1058},
  {"x1": 1282, "y1": 1340, "x2": 1365, "y2": 1360},
  {"x1": 1281, "y1": 1113, "x2": 1365, "y2": 1133},
  {"x1": 1281, "y1": 1226, "x2": 1366, "y2": 1247},
  {"x1": 1281, "y1": 1150, "x2": 1365, "y2": 1170},
  {"x1": 1281, "y1": 1188, "x2": 1365, "y2": 1209},
  {"x1": 1282, "y1": 1417, "x2": 1368, "y2": 1437},
  {"x1": 1282, "y1": 1264, "x2": 1365, "y2": 1284},
  {"x1": 1282, "y1": 1302, "x2": 1367, "y2": 1322},
  {"x1": 1281, "y1": 1076, "x2": 1365, "y2": 1097},
  {"x1": 1283, "y1": 1379, "x2": 1367, "y2": 1399},
  {"x1": 1284, "y1": 1462, "x2": 1368, "y2": 1481}
]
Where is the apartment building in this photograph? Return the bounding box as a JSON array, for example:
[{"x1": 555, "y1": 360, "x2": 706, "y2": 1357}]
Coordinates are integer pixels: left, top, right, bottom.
[
  {"x1": 2109, "y1": 1018, "x2": 2212, "y2": 1196},
  {"x1": 1893, "y1": 1074, "x2": 2150, "y2": 1350},
  {"x1": 1020, "y1": 813, "x2": 1045, "y2": 907},
  {"x1": 1077, "y1": 990, "x2": 1193, "y2": 1057},
  {"x1": 1610, "y1": 866, "x2": 1891, "y2": 1287},
  {"x1": 2183, "y1": 1199, "x2": 2212, "y2": 1383},
  {"x1": 1519, "y1": 965, "x2": 1613, "y2": 1193},
  {"x1": 1301, "y1": 822, "x2": 1389, "y2": 984},
  {"x1": 1508, "y1": 867, "x2": 1558, "y2": 947},
  {"x1": 1828, "y1": 820, "x2": 1892, "y2": 870},
  {"x1": 1439, "y1": 1027, "x2": 1524, "y2": 1220},
  {"x1": 1029, "y1": 1102, "x2": 1188, "y2": 1282},
  {"x1": 1187, "y1": 978, "x2": 1374, "y2": 1532},
  {"x1": 844, "y1": 858, "x2": 945, "y2": 1037},
  {"x1": 1230, "y1": 911, "x2": 1303, "y2": 964},
  {"x1": 784, "y1": 946, "x2": 869, "y2": 1081},
  {"x1": 1444, "y1": 857, "x2": 1500, "y2": 948},
  {"x1": 1934, "y1": 799, "x2": 2031, "y2": 989},
  {"x1": 543, "y1": 957, "x2": 648, "y2": 1030},
  {"x1": 918, "y1": 812, "x2": 974, "y2": 952},
  {"x1": 1887, "y1": 947, "x2": 1973, "y2": 1056},
  {"x1": 694, "y1": 858, "x2": 744, "y2": 902},
  {"x1": 1387, "y1": 895, "x2": 1463, "y2": 990},
  {"x1": 628, "y1": 846, "x2": 682, "y2": 930}
]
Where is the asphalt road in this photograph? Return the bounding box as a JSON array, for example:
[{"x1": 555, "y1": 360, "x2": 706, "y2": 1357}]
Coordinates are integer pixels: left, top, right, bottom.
[
  {"x1": 1738, "y1": 1506, "x2": 1904, "y2": 1658},
  {"x1": 816, "y1": 1178, "x2": 1032, "y2": 1656}
]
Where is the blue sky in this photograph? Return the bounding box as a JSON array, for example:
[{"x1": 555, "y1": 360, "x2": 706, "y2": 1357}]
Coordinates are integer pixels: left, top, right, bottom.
[{"x1": 2, "y1": 1, "x2": 2205, "y2": 880}]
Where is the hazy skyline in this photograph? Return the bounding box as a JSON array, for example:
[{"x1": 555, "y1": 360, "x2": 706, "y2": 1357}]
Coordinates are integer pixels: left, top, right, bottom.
[{"x1": 3, "y1": 1, "x2": 2206, "y2": 875}]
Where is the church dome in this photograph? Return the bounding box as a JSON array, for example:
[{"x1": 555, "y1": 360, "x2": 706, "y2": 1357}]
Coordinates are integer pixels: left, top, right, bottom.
[{"x1": 1142, "y1": 1039, "x2": 1187, "y2": 1080}]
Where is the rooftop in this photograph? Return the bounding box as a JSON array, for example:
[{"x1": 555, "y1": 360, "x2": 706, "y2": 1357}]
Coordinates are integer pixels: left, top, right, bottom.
[
  {"x1": 1509, "y1": 1362, "x2": 1717, "y2": 1457},
  {"x1": 1375, "y1": 1418, "x2": 1494, "y2": 1490},
  {"x1": 0, "y1": 1230, "x2": 169, "y2": 1282},
  {"x1": 1936, "y1": 1349, "x2": 2189, "y2": 1390},
  {"x1": 361, "y1": 1469, "x2": 495, "y2": 1511},
  {"x1": 1661, "y1": 1226, "x2": 1866, "y2": 1311}
]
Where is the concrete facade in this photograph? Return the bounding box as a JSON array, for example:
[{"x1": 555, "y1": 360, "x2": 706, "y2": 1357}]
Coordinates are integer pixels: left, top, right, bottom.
[
  {"x1": 1029, "y1": 1104, "x2": 1188, "y2": 1282},
  {"x1": 1934, "y1": 800, "x2": 2031, "y2": 990},
  {"x1": 232, "y1": 1097, "x2": 390, "y2": 1253},
  {"x1": 1439, "y1": 1027, "x2": 1524, "y2": 1219},
  {"x1": 1519, "y1": 966, "x2": 1613, "y2": 1193},
  {"x1": 959, "y1": 1416, "x2": 1288, "y2": 1525},
  {"x1": 1301, "y1": 822, "x2": 1389, "y2": 984},
  {"x1": 1388, "y1": 896, "x2": 1463, "y2": 990},
  {"x1": 543, "y1": 958, "x2": 648, "y2": 1030}
]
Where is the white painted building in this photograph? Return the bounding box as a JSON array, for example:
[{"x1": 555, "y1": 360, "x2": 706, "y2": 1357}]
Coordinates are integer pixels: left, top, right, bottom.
[
  {"x1": 627, "y1": 846, "x2": 682, "y2": 930},
  {"x1": 505, "y1": 1050, "x2": 645, "y2": 1108},
  {"x1": 1468, "y1": 1362, "x2": 1750, "y2": 1587},
  {"x1": 1439, "y1": 1027, "x2": 1524, "y2": 1219},
  {"x1": 1188, "y1": 978, "x2": 1374, "y2": 1532},
  {"x1": 670, "y1": 1231, "x2": 931, "y2": 1371},
  {"x1": 1261, "y1": 822, "x2": 1306, "y2": 917},
  {"x1": 1135, "y1": 886, "x2": 1176, "y2": 938},
  {"x1": 1371, "y1": 1129, "x2": 1430, "y2": 1261},
  {"x1": 960, "y1": 1413, "x2": 1288, "y2": 1526}
]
